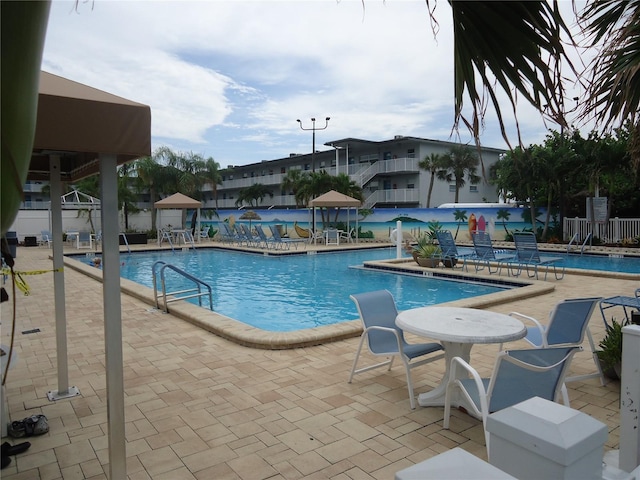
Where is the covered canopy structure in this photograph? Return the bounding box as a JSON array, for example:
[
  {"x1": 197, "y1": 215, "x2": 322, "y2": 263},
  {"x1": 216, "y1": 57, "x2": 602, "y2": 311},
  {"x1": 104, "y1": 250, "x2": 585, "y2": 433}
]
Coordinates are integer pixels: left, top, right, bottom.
[
  {"x1": 17, "y1": 71, "x2": 151, "y2": 479},
  {"x1": 154, "y1": 192, "x2": 203, "y2": 241},
  {"x1": 309, "y1": 190, "x2": 362, "y2": 243}
]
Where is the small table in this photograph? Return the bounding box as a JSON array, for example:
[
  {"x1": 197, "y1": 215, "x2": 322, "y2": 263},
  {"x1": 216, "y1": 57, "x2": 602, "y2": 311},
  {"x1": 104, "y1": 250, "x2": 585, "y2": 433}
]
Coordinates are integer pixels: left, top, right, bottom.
[{"x1": 396, "y1": 306, "x2": 526, "y2": 413}]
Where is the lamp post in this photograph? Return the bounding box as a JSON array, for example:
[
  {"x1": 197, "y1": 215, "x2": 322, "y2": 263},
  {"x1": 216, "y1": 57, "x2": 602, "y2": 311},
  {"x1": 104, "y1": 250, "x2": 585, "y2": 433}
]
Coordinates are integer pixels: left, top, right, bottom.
[
  {"x1": 297, "y1": 117, "x2": 330, "y2": 239},
  {"x1": 297, "y1": 117, "x2": 330, "y2": 173}
]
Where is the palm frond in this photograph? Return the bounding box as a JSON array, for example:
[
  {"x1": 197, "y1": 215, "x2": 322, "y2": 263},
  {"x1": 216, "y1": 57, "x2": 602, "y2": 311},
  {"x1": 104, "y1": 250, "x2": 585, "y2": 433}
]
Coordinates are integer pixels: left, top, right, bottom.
[{"x1": 438, "y1": 1, "x2": 575, "y2": 149}]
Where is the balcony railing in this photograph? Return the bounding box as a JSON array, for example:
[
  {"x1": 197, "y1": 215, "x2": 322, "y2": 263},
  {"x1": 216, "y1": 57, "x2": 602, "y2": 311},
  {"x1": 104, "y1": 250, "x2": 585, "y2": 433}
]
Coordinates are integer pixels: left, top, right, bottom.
[{"x1": 363, "y1": 188, "x2": 421, "y2": 208}]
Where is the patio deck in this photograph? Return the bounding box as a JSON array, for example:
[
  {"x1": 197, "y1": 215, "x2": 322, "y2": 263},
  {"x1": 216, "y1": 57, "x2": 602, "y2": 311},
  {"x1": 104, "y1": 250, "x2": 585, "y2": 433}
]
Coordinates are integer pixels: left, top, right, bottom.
[{"x1": 1, "y1": 242, "x2": 637, "y2": 479}]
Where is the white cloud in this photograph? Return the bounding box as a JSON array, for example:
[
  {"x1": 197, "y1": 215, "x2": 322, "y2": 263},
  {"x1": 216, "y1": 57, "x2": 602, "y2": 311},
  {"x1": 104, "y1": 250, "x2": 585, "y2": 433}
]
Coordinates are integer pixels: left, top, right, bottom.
[{"x1": 42, "y1": 0, "x2": 592, "y2": 166}]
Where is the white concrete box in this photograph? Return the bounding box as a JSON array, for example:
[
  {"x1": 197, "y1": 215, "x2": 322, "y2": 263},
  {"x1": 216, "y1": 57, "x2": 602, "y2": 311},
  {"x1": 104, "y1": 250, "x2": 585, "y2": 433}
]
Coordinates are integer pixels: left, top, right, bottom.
[{"x1": 486, "y1": 396, "x2": 608, "y2": 479}]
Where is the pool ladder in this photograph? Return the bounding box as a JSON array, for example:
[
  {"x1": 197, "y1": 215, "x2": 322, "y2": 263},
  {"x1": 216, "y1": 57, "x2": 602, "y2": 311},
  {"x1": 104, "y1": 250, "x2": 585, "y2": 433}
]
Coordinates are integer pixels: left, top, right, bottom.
[
  {"x1": 567, "y1": 232, "x2": 592, "y2": 254},
  {"x1": 152, "y1": 261, "x2": 213, "y2": 313}
]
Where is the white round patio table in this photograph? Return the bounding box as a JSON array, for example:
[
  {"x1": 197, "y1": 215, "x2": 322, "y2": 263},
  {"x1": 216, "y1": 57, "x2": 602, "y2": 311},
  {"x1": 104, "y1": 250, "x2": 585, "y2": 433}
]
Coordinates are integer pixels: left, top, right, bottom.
[{"x1": 396, "y1": 306, "x2": 526, "y2": 412}]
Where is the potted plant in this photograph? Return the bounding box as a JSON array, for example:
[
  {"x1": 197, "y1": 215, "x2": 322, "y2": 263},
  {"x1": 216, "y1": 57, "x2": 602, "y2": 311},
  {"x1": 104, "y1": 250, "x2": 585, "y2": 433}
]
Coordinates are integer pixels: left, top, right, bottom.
[
  {"x1": 412, "y1": 235, "x2": 441, "y2": 268},
  {"x1": 597, "y1": 318, "x2": 626, "y2": 380}
]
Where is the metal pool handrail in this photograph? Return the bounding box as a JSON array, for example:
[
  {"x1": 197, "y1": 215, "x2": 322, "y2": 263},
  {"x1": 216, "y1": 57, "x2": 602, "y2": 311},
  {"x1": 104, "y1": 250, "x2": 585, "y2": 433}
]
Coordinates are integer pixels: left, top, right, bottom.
[{"x1": 152, "y1": 260, "x2": 213, "y2": 313}]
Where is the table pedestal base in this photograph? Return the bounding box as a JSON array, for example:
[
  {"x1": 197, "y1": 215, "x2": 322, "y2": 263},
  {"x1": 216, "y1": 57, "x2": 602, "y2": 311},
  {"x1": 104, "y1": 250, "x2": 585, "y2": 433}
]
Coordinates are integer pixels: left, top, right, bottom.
[{"x1": 417, "y1": 342, "x2": 482, "y2": 419}]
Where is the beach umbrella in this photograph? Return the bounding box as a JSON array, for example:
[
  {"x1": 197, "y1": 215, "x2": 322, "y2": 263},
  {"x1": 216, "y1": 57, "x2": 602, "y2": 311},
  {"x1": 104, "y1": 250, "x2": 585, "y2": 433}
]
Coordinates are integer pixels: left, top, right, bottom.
[{"x1": 239, "y1": 210, "x2": 261, "y2": 229}]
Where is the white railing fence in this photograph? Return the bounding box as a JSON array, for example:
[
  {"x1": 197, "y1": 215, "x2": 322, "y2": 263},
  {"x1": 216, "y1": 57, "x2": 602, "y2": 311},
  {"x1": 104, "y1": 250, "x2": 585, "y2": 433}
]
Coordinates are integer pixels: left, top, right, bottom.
[{"x1": 563, "y1": 217, "x2": 640, "y2": 244}]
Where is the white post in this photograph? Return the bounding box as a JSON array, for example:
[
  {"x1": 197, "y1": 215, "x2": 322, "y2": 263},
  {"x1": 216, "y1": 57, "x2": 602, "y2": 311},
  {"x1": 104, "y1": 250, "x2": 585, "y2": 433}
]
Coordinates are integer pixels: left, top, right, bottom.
[
  {"x1": 620, "y1": 325, "x2": 640, "y2": 473},
  {"x1": 396, "y1": 220, "x2": 403, "y2": 259}
]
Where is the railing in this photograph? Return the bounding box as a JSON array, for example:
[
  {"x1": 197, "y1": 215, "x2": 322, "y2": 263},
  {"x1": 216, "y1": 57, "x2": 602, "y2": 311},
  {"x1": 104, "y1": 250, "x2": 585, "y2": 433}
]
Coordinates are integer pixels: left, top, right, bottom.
[
  {"x1": 563, "y1": 217, "x2": 640, "y2": 244},
  {"x1": 364, "y1": 188, "x2": 421, "y2": 208},
  {"x1": 152, "y1": 261, "x2": 213, "y2": 313},
  {"x1": 356, "y1": 158, "x2": 420, "y2": 187}
]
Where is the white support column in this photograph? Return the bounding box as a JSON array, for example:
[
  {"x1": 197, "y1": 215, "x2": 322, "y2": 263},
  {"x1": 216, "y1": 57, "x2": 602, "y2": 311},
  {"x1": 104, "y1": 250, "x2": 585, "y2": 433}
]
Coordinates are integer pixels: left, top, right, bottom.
[
  {"x1": 620, "y1": 325, "x2": 640, "y2": 473},
  {"x1": 47, "y1": 155, "x2": 80, "y2": 401},
  {"x1": 396, "y1": 220, "x2": 403, "y2": 259},
  {"x1": 100, "y1": 155, "x2": 127, "y2": 479}
]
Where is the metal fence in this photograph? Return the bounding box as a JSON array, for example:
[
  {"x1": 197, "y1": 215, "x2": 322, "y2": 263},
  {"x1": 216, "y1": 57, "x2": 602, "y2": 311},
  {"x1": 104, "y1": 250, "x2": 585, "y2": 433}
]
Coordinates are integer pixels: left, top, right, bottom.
[{"x1": 563, "y1": 217, "x2": 640, "y2": 244}]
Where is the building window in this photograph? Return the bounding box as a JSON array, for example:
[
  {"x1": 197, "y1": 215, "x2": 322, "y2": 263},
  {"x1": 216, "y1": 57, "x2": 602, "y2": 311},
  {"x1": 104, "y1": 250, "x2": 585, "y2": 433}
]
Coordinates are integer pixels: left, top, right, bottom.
[
  {"x1": 304, "y1": 164, "x2": 310, "y2": 171},
  {"x1": 281, "y1": 167, "x2": 286, "y2": 174},
  {"x1": 407, "y1": 184, "x2": 415, "y2": 189},
  {"x1": 469, "y1": 185, "x2": 478, "y2": 192},
  {"x1": 449, "y1": 185, "x2": 456, "y2": 192},
  {"x1": 407, "y1": 149, "x2": 415, "y2": 158}
]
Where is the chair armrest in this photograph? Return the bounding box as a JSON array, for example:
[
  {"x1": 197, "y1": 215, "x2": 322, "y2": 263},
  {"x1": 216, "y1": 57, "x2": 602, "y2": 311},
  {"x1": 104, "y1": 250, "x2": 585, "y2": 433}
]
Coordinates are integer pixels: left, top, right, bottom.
[
  {"x1": 509, "y1": 311, "x2": 547, "y2": 346},
  {"x1": 444, "y1": 356, "x2": 488, "y2": 428},
  {"x1": 363, "y1": 325, "x2": 404, "y2": 354}
]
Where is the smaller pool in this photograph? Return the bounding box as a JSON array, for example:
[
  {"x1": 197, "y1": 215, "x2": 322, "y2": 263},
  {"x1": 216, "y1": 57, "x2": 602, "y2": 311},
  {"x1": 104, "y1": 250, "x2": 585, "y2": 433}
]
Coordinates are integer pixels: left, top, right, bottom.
[{"x1": 561, "y1": 252, "x2": 640, "y2": 273}]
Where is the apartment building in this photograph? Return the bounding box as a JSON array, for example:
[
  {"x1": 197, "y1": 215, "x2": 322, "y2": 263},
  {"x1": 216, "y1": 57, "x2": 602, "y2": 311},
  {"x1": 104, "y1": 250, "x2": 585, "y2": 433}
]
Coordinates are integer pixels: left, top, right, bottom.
[
  {"x1": 214, "y1": 135, "x2": 505, "y2": 210},
  {"x1": 19, "y1": 135, "x2": 505, "y2": 212}
]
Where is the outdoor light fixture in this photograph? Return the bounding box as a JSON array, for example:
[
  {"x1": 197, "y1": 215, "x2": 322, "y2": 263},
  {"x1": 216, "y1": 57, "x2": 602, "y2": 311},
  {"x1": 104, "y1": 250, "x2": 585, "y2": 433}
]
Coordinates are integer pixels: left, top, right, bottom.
[{"x1": 297, "y1": 117, "x2": 330, "y2": 173}]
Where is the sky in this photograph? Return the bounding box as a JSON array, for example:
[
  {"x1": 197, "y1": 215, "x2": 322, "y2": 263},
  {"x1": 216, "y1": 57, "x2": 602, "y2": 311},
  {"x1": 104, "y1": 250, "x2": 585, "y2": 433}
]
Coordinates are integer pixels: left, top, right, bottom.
[{"x1": 42, "y1": 0, "x2": 591, "y2": 168}]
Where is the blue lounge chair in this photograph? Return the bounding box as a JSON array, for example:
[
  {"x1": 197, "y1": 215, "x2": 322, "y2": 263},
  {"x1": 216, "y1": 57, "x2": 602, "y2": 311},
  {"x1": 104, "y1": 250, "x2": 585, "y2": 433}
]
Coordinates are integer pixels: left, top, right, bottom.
[
  {"x1": 471, "y1": 232, "x2": 516, "y2": 274},
  {"x1": 269, "y1": 225, "x2": 305, "y2": 250},
  {"x1": 508, "y1": 297, "x2": 605, "y2": 387},
  {"x1": 513, "y1": 232, "x2": 565, "y2": 280},
  {"x1": 254, "y1": 225, "x2": 276, "y2": 249},
  {"x1": 435, "y1": 230, "x2": 475, "y2": 270},
  {"x1": 239, "y1": 224, "x2": 261, "y2": 248},
  {"x1": 443, "y1": 346, "x2": 580, "y2": 458},
  {"x1": 599, "y1": 288, "x2": 640, "y2": 328},
  {"x1": 349, "y1": 290, "x2": 444, "y2": 409}
]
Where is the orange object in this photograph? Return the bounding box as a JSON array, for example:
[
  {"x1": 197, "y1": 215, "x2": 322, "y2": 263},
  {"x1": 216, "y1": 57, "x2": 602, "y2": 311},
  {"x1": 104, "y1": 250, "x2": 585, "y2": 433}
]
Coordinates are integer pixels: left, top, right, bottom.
[{"x1": 468, "y1": 213, "x2": 477, "y2": 234}]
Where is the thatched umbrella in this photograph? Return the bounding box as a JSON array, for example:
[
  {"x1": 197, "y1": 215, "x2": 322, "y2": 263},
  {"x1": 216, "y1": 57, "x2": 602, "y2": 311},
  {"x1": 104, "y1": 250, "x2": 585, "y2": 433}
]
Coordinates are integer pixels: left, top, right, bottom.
[{"x1": 239, "y1": 210, "x2": 261, "y2": 230}]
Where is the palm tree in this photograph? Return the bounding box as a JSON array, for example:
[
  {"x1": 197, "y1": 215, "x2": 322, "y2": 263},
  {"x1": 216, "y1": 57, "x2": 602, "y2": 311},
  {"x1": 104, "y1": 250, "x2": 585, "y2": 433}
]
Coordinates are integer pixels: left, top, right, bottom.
[
  {"x1": 452, "y1": 209, "x2": 468, "y2": 240},
  {"x1": 418, "y1": 153, "x2": 444, "y2": 207},
  {"x1": 496, "y1": 209, "x2": 511, "y2": 239},
  {"x1": 281, "y1": 169, "x2": 307, "y2": 208},
  {"x1": 436, "y1": 145, "x2": 481, "y2": 203},
  {"x1": 235, "y1": 183, "x2": 274, "y2": 208},
  {"x1": 201, "y1": 157, "x2": 222, "y2": 209},
  {"x1": 330, "y1": 173, "x2": 364, "y2": 223},
  {"x1": 135, "y1": 154, "x2": 166, "y2": 232}
]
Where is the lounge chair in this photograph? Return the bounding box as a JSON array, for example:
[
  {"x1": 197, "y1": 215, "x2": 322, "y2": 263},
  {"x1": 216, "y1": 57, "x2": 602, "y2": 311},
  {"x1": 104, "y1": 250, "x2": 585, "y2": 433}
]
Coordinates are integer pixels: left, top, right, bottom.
[
  {"x1": 508, "y1": 297, "x2": 605, "y2": 388},
  {"x1": 254, "y1": 225, "x2": 276, "y2": 249},
  {"x1": 238, "y1": 224, "x2": 261, "y2": 248},
  {"x1": 512, "y1": 232, "x2": 565, "y2": 280},
  {"x1": 218, "y1": 222, "x2": 236, "y2": 244},
  {"x1": 269, "y1": 225, "x2": 305, "y2": 250},
  {"x1": 471, "y1": 232, "x2": 516, "y2": 274},
  {"x1": 348, "y1": 290, "x2": 444, "y2": 409},
  {"x1": 435, "y1": 230, "x2": 475, "y2": 270},
  {"x1": 443, "y1": 346, "x2": 580, "y2": 458},
  {"x1": 599, "y1": 288, "x2": 640, "y2": 328}
]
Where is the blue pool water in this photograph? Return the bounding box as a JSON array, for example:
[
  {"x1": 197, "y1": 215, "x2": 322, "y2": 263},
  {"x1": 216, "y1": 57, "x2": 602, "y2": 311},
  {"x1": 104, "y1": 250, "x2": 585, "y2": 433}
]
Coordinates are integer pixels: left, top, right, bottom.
[
  {"x1": 115, "y1": 248, "x2": 506, "y2": 331},
  {"x1": 560, "y1": 253, "x2": 640, "y2": 273}
]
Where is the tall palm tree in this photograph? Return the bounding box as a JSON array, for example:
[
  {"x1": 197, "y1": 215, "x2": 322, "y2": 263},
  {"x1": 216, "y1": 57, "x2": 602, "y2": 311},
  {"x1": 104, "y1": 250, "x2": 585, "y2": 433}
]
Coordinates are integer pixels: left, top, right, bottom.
[
  {"x1": 436, "y1": 145, "x2": 481, "y2": 203},
  {"x1": 330, "y1": 173, "x2": 364, "y2": 223},
  {"x1": 452, "y1": 209, "x2": 468, "y2": 240},
  {"x1": 418, "y1": 153, "x2": 444, "y2": 207},
  {"x1": 235, "y1": 183, "x2": 273, "y2": 208},
  {"x1": 201, "y1": 157, "x2": 222, "y2": 209},
  {"x1": 496, "y1": 209, "x2": 511, "y2": 239},
  {"x1": 281, "y1": 169, "x2": 307, "y2": 208},
  {"x1": 135, "y1": 154, "x2": 165, "y2": 232}
]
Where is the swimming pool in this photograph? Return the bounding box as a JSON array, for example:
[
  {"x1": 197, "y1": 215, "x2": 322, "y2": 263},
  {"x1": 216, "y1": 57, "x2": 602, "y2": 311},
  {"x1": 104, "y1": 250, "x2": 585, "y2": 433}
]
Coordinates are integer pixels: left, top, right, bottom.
[
  {"x1": 560, "y1": 252, "x2": 640, "y2": 273},
  {"x1": 116, "y1": 248, "x2": 507, "y2": 332}
]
